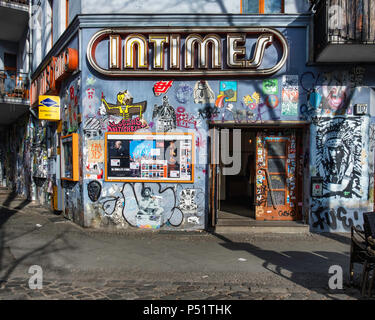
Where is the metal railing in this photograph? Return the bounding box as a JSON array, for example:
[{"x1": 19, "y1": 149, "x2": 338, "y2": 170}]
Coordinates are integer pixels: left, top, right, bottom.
[
  {"x1": 1, "y1": 0, "x2": 29, "y2": 5},
  {"x1": 314, "y1": 0, "x2": 375, "y2": 56},
  {"x1": 0, "y1": 70, "x2": 29, "y2": 100}
]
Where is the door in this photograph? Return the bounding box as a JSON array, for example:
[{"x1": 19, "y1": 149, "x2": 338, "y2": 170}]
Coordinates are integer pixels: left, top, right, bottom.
[
  {"x1": 255, "y1": 131, "x2": 302, "y2": 221},
  {"x1": 210, "y1": 126, "x2": 220, "y2": 227}
]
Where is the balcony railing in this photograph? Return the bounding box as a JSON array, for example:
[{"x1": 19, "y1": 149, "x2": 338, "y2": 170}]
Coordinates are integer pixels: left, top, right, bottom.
[
  {"x1": 314, "y1": 0, "x2": 375, "y2": 61},
  {"x1": 0, "y1": 70, "x2": 29, "y2": 100},
  {"x1": 1, "y1": 0, "x2": 29, "y2": 5}
]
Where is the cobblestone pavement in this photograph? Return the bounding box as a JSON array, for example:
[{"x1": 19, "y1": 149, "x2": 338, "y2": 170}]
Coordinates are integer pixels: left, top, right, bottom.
[
  {"x1": 0, "y1": 276, "x2": 372, "y2": 300},
  {"x1": 0, "y1": 189, "x2": 374, "y2": 301}
]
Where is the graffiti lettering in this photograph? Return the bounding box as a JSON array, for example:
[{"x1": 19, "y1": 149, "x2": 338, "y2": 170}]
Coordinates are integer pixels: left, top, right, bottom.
[
  {"x1": 107, "y1": 117, "x2": 148, "y2": 132},
  {"x1": 312, "y1": 206, "x2": 362, "y2": 231}
]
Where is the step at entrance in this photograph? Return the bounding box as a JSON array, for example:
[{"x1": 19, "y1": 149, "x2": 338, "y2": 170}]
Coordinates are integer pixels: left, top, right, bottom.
[{"x1": 216, "y1": 211, "x2": 309, "y2": 234}]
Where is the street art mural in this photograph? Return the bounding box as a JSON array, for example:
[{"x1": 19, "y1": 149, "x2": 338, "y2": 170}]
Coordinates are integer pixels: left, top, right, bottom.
[
  {"x1": 85, "y1": 182, "x2": 205, "y2": 230},
  {"x1": 152, "y1": 96, "x2": 177, "y2": 132},
  {"x1": 307, "y1": 87, "x2": 372, "y2": 232},
  {"x1": 315, "y1": 117, "x2": 367, "y2": 199}
]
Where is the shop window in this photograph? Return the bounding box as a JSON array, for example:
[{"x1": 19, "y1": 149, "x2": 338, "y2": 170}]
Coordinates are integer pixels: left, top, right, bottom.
[{"x1": 243, "y1": 0, "x2": 284, "y2": 13}]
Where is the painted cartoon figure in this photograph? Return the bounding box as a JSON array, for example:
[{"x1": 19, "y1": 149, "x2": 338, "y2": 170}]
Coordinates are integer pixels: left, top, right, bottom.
[{"x1": 101, "y1": 90, "x2": 147, "y2": 119}]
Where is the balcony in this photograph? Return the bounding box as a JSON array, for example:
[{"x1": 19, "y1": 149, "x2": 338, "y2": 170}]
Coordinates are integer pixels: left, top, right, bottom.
[
  {"x1": 0, "y1": 0, "x2": 28, "y2": 42},
  {"x1": 0, "y1": 0, "x2": 29, "y2": 9},
  {"x1": 313, "y1": 0, "x2": 375, "y2": 62},
  {"x1": 0, "y1": 70, "x2": 29, "y2": 101},
  {"x1": 0, "y1": 70, "x2": 29, "y2": 126}
]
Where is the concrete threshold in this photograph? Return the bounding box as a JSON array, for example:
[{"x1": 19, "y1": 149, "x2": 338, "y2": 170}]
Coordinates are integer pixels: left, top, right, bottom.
[
  {"x1": 215, "y1": 225, "x2": 310, "y2": 234},
  {"x1": 215, "y1": 212, "x2": 310, "y2": 234}
]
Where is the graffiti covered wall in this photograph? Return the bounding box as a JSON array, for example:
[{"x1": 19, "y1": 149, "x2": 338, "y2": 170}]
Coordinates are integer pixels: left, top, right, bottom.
[
  {"x1": 78, "y1": 25, "x2": 375, "y2": 232},
  {"x1": 60, "y1": 74, "x2": 84, "y2": 226},
  {"x1": 304, "y1": 75, "x2": 374, "y2": 232},
  {"x1": 81, "y1": 78, "x2": 208, "y2": 230}
]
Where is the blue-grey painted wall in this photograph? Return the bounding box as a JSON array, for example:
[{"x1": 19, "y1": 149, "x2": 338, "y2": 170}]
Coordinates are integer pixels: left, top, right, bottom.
[
  {"x1": 71, "y1": 15, "x2": 375, "y2": 232},
  {"x1": 24, "y1": 8, "x2": 375, "y2": 232}
]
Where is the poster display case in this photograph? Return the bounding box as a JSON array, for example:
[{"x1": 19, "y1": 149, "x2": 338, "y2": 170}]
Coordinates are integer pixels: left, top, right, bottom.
[
  {"x1": 61, "y1": 133, "x2": 79, "y2": 181},
  {"x1": 105, "y1": 132, "x2": 194, "y2": 183}
]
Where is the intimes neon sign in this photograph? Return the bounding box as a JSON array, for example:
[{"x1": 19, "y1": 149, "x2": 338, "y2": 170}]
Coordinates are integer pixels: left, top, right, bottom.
[{"x1": 87, "y1": 27, "x2": 288, "y2": 77}]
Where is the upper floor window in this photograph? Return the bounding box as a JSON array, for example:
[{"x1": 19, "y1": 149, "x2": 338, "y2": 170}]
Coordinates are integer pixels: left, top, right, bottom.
[{"x1": 243, "y1": 0, "x2": 284, "y2": 14}]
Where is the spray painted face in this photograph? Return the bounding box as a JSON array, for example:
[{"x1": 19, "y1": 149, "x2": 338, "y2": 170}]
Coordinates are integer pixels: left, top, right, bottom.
[
  {"x1": 326, "y1": 86, "x2": 347, "y2": 110},
  {"x1": 324, "y1": 138, "x2": 350, "y2": 183},
  {"x1": 142, "y1": 188, "x2": 151, "y2": 198}
]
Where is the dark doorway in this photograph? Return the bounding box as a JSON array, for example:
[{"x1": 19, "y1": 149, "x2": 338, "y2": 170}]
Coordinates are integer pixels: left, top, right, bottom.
[{"x1": 218, "y1": 129, "x2": 257, "y2": 219}]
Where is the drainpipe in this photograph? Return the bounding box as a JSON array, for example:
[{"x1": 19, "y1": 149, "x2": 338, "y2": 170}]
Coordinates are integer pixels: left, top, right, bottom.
[
  {"x1": 28, "y1": 0, "x2": 36, "y2": 118},
  {"x1": 28, "y1": 0, "x2": 37, "y2": 201}
]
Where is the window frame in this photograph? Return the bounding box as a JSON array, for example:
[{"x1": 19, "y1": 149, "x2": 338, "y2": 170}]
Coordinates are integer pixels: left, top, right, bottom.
[
  {"x1": 66, "y1": 0, "x2": 69, "y2": 29},
  {"x1": 242, "y1": 0, "x2": 285, "y2": 14}
]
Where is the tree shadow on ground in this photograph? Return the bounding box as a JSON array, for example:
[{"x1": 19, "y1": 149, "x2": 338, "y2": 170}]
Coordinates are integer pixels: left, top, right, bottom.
[
  {"x1": 0, "y1": 190, "x2": 75, "y2": 286},
  {"x1": 212, "y1": 232, "x2": 372, "y2": 300}
]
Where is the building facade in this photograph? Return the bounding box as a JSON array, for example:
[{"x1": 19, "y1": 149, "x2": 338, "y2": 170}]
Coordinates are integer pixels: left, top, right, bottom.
[
  {"x1": 2, "y1": 0, "x2": 375, "y2": 233},
  {"x1": 0, "y1": 0, "x2": 30, "y2": 197}
]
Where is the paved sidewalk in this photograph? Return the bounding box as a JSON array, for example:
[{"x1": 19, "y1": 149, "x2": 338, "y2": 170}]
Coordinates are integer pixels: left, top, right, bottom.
[
  {"x1": 0, "y1": 276, "x2": 366, "y2": 300},
  {"x1": 0, "y1": 189, "x2": 372, "y2": 300}
]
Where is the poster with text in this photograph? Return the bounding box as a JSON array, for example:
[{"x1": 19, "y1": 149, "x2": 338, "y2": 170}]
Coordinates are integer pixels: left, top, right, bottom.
[{"x1": 105, "y1": 133, "x2": 194, "y2": 182}]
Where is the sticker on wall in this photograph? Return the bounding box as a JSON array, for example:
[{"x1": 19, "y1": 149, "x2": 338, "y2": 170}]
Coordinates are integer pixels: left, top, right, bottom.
[
  {"x1": 86, "y1": 77, "x2": 96, "y2": 86},
  {"x1": 219, "y1": 81, "x2": 237, "y2": 102},
  {"x1": 263, "y1": 79, "x2": 278, "y2": 95},
  {"x1": 84, "y1": 117, "x2": 103, "y2": 139},
  {"x1": 243, "y1": 92, "x2": 260, "y2": 110},
  {"x1": 67, "y1": 83, "x2": 79, "y2": 133},
  {"x1": 215, "y1": 94, "x2": 225, "y2": 108},
  {"x1": 153, "y1": 80, "x2": 173, "y2": 96},
  {"x1": 87, "y1": 180, "x2": 102, "y2": 202},
  {"x1": 281, "y1": 75, "x2": 299, "y2": 116},
  {"x1": 265, "y1": 94, "x2": 279, "y2": 109},
  {"x1": 179, "y1": 189, "x2": 198, "y2": 213},
  {"x1": 175, "y1": 83, "x2": 193, "y2": 104},
  {"x1": 101, "y1": 90, "x2": 147, "y2": 119},
  {"x1": 86, "y1": 163, "x2": 103, "y2": 179},
  {"x1": 194, "y1": 80, "x2": 215, "y2": 104},
  {"x1": 136, "y1": 187, "x2": 163, "y2": 229},
  {"x1": 87, "y1": 140, "x2": 104, "y2": 163},
  {"x1": 152, "y1": 96, "x2": 176, "y2": 132}
]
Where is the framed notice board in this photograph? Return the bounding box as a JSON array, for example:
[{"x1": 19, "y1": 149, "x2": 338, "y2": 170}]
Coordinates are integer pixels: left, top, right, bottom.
[
  {"x1": 105, "y1": 132, "x2": 194, "y2": 183},
  {"x1": 61, "y1": 133, "x2": 79, "y2": 181}
]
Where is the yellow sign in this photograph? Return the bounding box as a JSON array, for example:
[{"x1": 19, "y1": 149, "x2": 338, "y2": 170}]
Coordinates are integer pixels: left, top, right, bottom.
[{"x1": 38, "y1": 95, "x2": 60, "y2": 121}]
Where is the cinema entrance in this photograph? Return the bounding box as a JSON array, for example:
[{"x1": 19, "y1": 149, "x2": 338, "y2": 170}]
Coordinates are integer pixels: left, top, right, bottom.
[{"x1": 210, "y1": 124, "x2": 307, "y2": 229}]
